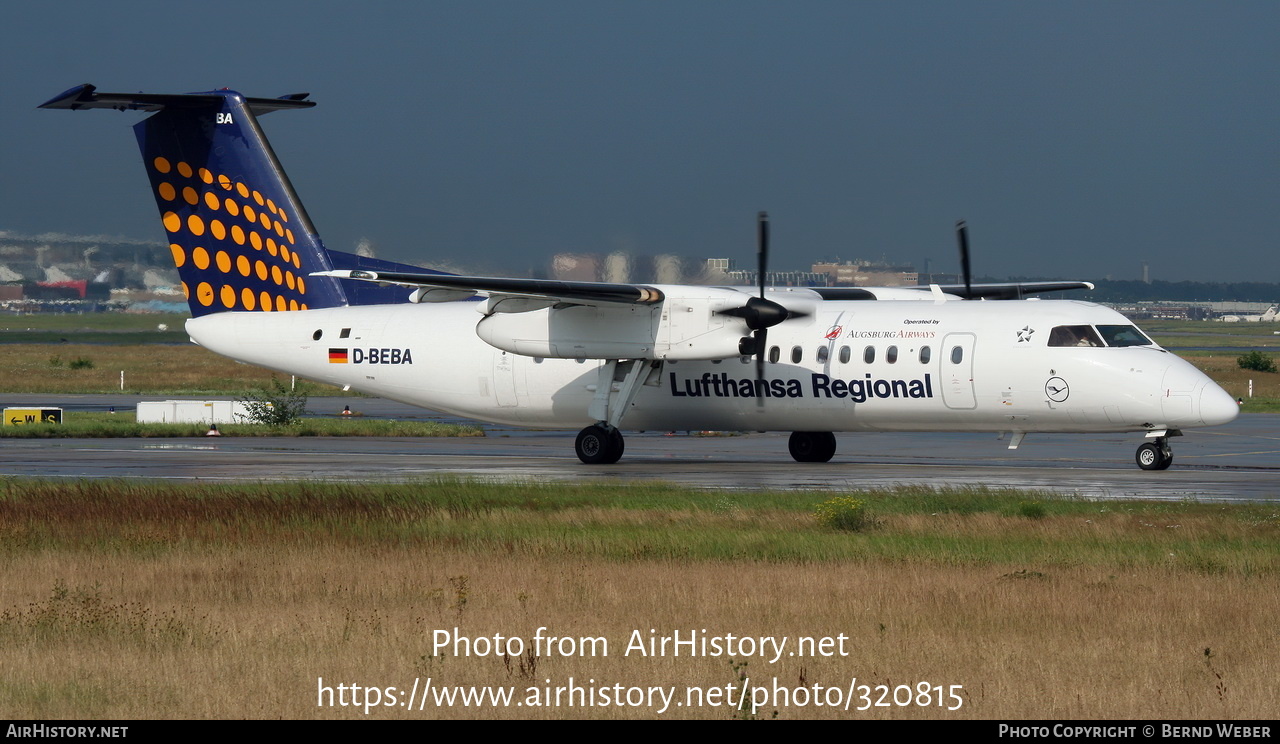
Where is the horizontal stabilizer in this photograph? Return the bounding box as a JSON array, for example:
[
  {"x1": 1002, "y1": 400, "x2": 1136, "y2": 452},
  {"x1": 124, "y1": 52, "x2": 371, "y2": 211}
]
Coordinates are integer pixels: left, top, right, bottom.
[{"x1": 38, "y1": 84, "x2": 314, "y2": 116}]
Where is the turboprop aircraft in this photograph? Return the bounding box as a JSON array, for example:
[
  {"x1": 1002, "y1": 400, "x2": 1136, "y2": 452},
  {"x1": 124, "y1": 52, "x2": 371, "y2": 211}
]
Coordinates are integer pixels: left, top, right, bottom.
[
  {"x1": 40, "y1": 84, "x2": 1240, "y2": 469},
  {"x1": 1220, "y1": 305, "x2": 1278, "y2": 323}
]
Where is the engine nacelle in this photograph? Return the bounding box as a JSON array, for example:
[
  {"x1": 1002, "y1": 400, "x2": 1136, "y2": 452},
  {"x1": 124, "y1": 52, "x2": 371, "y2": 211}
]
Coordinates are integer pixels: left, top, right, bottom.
[{"x1": 475, "y1": 286, "x2": 779, "y2": 360}]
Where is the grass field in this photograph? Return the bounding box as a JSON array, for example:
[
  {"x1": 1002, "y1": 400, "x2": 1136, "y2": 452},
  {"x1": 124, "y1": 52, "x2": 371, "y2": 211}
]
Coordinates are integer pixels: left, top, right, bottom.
[
  {"x1": 1140, "y1": 319, "x2": 1280, "y2": 350},
  {"x1": 0, "y1": 479, "x2": 1276, "y2": 720}
]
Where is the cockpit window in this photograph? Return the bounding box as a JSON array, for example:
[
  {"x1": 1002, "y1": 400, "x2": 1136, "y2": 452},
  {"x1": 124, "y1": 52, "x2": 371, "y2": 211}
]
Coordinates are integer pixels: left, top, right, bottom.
[
  {"x1": 1048, "y1": 325, "x2": 1104, "y2": 347},
  {"x1": 1096, "y1": 325, "x2": 1153, "y2": 347}
]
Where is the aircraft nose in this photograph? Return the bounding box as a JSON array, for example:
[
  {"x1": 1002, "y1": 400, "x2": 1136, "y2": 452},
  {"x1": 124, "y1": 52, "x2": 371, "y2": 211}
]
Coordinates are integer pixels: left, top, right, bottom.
[{"x1": 1199, "y1": 382, "x2": 1240, "y2": 427}]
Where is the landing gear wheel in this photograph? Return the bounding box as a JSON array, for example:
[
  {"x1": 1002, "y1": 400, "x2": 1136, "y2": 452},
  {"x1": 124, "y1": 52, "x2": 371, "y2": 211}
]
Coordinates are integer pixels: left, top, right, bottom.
[
  {"x1": 576, "y1": 424, "x2": 624, "y2": 464},
  {"x1": 789, "y1": 431, "x2": 837, "y2": 463},
  {"x1": 1135, "y1": 440, "x2": 1173, "y2": 471}
]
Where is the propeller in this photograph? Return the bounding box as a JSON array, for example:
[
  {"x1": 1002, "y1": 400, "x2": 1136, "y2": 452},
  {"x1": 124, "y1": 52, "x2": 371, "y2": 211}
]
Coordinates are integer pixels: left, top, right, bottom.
[
  {"x1": 715, "y1": 212, "x2": 807, "y2": 405},
  {"x1": 955, "y1": 220, "x2": 972, "y2": 300}
]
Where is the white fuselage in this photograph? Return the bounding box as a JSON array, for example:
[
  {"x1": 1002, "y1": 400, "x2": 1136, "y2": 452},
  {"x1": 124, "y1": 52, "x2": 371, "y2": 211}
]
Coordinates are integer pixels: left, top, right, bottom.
[{"x1": 186, "y1": 298, "x2": 1238, "y2": 435}]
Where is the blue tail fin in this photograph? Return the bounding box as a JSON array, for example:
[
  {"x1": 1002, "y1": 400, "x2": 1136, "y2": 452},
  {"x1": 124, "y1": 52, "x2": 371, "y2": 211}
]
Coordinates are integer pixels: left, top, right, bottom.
[{"x1": 40, "y1": 84, "x2": 348, "y2": 316}]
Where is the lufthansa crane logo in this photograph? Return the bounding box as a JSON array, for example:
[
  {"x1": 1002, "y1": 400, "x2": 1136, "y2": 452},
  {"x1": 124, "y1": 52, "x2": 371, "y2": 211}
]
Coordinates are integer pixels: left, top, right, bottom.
[{"x1": 1045, "y1": 376, "x2": 1070, "y2": 403}]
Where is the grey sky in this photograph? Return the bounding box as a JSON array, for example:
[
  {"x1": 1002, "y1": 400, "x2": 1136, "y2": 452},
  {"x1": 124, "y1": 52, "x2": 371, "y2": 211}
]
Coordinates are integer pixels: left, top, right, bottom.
[{"x1": 4, "y1": 1, "x2": 1277, "y2": 282}]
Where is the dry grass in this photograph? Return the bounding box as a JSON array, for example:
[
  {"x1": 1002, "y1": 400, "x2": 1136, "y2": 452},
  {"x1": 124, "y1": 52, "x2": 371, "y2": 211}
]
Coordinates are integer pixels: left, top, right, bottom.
[
  {"x1": 1185, "y1": 353, "x2": 1280, "y2": 402},
  {"x1": 0, "y1": 480, "x2": 1275, "y2": 720}
]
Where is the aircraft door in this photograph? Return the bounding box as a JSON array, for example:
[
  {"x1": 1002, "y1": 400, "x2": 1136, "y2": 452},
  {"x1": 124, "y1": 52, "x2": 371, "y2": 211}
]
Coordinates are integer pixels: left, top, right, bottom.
[
  {"x1": 941, "y1": 332, "x2": 977, "y2": 410},
  {"x1": 493, "y1": 350, "x2": 519, "y2": 408}
]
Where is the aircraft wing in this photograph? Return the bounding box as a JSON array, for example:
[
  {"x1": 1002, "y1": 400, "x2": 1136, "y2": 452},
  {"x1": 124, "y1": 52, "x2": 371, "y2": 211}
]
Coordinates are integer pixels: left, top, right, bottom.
[
  {"x1": 312, "y1": 269, "x2": 665, "y2": 306},
  {"x1": 814, "y1": 281, "x2": 1093, "y2": 301}
]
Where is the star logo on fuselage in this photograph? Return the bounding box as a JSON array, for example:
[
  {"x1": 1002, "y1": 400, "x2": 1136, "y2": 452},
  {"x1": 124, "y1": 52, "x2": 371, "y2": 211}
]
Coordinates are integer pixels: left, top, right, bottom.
[{"x1": 1017, "y1": 326, "x2": 1035, "y2": 343}]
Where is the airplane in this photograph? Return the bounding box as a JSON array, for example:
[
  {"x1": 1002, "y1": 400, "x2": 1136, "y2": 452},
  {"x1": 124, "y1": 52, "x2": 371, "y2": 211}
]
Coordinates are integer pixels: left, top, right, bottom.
[
  {"x1": 1220, "y1": 305, "x2": 1277, "y2": 323},
  {"x1": 39, "y1": 84, "x2": 1239, "y2": 471}
]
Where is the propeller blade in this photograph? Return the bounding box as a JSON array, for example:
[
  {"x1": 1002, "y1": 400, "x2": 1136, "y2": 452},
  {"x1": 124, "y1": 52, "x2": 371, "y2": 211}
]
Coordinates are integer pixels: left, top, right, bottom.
[
  {"x1": 956, "y1": 220, "x2": 972, "y2": 300},
  {"x1": 754, "y1": 327, "x2": 767, "y2": 409},
  {"x1": 757, "y1": 213, "x2": 769, "y2": 409},
  {"x1": 757, "y1": 211, "x2": 768, "y2": 298}
]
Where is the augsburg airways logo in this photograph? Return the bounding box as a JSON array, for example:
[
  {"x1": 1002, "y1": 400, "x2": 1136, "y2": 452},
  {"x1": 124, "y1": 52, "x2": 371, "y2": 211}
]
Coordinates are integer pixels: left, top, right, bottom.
[{"x1": 328, "y1": 347, "x2": 414, "y2": 364}]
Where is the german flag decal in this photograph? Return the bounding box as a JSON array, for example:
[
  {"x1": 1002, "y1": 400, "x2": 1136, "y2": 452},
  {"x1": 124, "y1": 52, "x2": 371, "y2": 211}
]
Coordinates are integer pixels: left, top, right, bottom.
[{"x1": 328, "y1": 348, "x2": 349, "y2": 364}]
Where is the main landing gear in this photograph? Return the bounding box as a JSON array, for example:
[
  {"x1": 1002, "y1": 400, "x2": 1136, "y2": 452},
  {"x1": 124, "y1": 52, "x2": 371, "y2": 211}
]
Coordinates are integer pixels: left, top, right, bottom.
[
  {"x1": 789, "y1": 431, "x2": 837, "y2": 463},
  {"x1": 574, "y1": 359, "x2": 655, "y2": 464},
  {"x1": 1135, "y1": 437, "x2": 1173, "y2": 471},
  {"x1": 575, "y1": 424, "x2": 625, "y2": 465}
]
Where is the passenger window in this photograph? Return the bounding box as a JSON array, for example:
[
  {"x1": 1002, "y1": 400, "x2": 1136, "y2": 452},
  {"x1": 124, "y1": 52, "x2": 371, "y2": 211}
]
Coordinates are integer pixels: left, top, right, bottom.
[
  {"x1": 340, "y1": 328, "x2": 351, "y2": 339},
  {"x1": 886, "y1": 345, "x2": 898, "y2": 364},
  {"x1": 816, "y1": 346, "x2": 829, "y2": 364},
  {"x1": 864, "y1": 346, "x2": 875, "y2": 364},
  {"x1": 951, "y1": 346, "x2": 963, "y2": 364},
  {"x1": 533, "y1": 357, "x2": 544, "y2": 364},
  {"x1": 1048, "y1": 325, "x2": 1104, "y2": 347},
  {"x1": 919, "y1": 346, "x2": 931, "y2": 364},
  {"x1": 740, "y1": 355, "x2": 752, "y2": 364},
  {"x1": 768, "y1": 346, "x2": 780, "y2": 363},
  {"x1": 839, "y1": 346, "x2": 851, "y2": 364},
  {"x1": 791, "y1": 346, "x2": 802, "y2": 364}
]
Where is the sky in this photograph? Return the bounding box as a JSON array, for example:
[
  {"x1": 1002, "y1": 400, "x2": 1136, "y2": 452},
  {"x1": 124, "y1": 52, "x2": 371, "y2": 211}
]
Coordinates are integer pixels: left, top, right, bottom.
[{"x1": 3, "y1": 1, "x2": 1278, "y2": 283}]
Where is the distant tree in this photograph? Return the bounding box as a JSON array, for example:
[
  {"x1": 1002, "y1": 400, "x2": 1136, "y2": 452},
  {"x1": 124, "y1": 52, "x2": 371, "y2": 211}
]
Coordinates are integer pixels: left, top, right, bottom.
[{"x1": 1237, "y1": 350, "x2": 1277, "y2": 374}]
